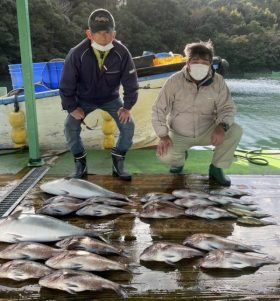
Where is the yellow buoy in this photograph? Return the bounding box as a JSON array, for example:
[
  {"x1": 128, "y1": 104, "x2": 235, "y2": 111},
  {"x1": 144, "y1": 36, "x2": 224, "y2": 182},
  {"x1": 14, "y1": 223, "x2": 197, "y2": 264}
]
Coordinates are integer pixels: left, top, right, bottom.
[
  {"x1": 101, "y1": 111, "x2": 113, "y2": 121},
  {"x1": 9, "y1": 111, "x2": 25, "y2": 128},
  {"x1": 102, "y1": 120, "x2": 115, "y2": 135},
  {"x1": 103, "y1": 134, "x2": 115, "y2": 149},
  {"x1": 11, "y1": 127, "x2": 27, "y2": 146},
  {"x1": 8, "y1": 110, "x2": 27, "y2": 147}
]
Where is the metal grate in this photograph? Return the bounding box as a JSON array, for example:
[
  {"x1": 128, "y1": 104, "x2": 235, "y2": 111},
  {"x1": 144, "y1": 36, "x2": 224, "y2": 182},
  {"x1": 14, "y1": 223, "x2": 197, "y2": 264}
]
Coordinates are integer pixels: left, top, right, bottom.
[{"x1": 0, "y1": 166, "x2": 49, "y2": 217}]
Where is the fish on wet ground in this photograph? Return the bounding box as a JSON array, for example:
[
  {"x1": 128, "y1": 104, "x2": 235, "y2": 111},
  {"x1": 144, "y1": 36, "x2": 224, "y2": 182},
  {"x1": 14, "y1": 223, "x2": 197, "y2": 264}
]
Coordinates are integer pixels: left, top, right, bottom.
[
  {"x1": 37, "y1": 201, "x2": 87, "y2": 216},
  {"x1": 40, "y1": 178, "x2": 129, "y2": 200},
  {"x1": 140, "y1": 242, "x2": 204, "y2": 265},
  {"x1": 85, "y1": 196, "x2": 133, "y2": 207},
  {"x1": 45, "y1": 250, "x2": 130, "y2": 272},
  {"x1": 222, "y1": 202, "x2": 259, "y2": 212},
  {"x1": 139, "y1": 201, "x2": 185, "y2": 218},
  {"x1": 0, "y1": 242, "x2": 63, "y2": 260},
  {"x1": 172, "y1": 190, "x2": 210, "y2": 199},
  {"x1": 0, "y1": 260, "x2": 52, "y2": 281},
  {"x1": 208, "y1": 195, "x2": 255, "y2": 205},
  {"x1": 0, "y1": 211, "x2": 106, "y2": 243},
  {"x1": 209, "y1": 188, "x2": 251, "y2": 198},
  {"x1": 140, "y1": 192, "x2": 177, "y2": 203},
  {"x1": 183, "y1": 233, "x2": 262, "y2": 253},
  {"x1": 76, "y1": 204, "x2": 133, "y2": 217},
  {"x1": 142, "y1": 199, "x2": 183, "y2": 209},
  {"x1": 174, "y1": 197, "x2": 217, "y2": 208},
  {"x1": 237, "y1": 216, "x2": 277, "y2": 226},
  {"x1": 224, "y1": 205, "x2": 271, "y2": 218},
  {"x1": 56, "y1": 235, "x2": 128, "y2": 257},
  {"x1": 185, "y1": 205, "x2": 237, "y2": 220},
  {"x1": 42, "y1": 195, "x2": 84, "y2": 206},
  {"x1": 199, "y1": 249, "x2": 278, "y2": 269},
  {"x1": 39, "y1": 269, "x2": 127, "y2": 297}
]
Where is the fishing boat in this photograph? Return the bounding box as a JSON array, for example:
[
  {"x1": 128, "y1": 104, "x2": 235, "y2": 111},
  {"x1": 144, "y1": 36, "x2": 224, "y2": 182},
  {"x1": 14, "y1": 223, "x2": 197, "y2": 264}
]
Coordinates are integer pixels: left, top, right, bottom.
[{"x1": 0, "y1": 53, "x2": 227, "y2": 150}]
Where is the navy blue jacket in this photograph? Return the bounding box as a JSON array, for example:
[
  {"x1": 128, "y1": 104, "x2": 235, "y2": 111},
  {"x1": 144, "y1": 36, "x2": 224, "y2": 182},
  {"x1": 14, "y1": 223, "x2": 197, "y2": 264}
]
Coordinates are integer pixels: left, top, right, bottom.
[{"x1": 59, "y1": 39, "x2": 139, "y2": 113}]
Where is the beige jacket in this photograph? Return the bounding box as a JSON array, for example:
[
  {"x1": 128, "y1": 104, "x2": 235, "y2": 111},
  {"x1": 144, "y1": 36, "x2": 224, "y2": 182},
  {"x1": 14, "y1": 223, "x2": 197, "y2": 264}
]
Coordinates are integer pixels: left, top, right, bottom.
[{"x1": 152, "y1": 66, "x2": 236, "y2": 138}]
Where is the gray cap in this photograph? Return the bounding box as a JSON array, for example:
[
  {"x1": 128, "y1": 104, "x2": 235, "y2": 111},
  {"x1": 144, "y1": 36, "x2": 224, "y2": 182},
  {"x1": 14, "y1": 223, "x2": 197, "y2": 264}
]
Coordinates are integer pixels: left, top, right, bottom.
[{"x1": 88, "y1": 9, "x2": 115, "y2": 33}]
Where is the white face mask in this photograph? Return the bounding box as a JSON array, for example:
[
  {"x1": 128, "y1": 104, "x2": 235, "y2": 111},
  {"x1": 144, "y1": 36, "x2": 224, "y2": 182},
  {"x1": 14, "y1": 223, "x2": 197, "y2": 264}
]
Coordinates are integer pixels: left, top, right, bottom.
[
  {"x1": 189, "y1": 64, "x2": 209, "y2": 81},
  {"x1": 91, "y1": 40, "x2": 114, "y2": 52}
]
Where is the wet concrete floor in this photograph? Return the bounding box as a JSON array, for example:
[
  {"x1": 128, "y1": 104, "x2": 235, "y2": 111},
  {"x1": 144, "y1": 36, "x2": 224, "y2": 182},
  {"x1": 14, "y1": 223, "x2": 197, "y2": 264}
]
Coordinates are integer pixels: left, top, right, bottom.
[{"x1": 0, "y1": 174, "x2": 280, "y2": 300}]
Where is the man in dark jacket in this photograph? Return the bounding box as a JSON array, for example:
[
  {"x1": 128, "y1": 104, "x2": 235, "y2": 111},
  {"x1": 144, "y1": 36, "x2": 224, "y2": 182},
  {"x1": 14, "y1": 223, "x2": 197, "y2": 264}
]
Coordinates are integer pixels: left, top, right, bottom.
[{"x1": 60, "y1": 8, "x2": 138, "y2": 181}]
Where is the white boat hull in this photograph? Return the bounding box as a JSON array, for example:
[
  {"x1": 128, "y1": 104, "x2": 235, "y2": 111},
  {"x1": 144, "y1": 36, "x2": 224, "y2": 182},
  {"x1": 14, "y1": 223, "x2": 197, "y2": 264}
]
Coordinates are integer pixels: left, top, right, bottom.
[{"x1": 0, "y1": 75, "x2": 170, "y2": 150}]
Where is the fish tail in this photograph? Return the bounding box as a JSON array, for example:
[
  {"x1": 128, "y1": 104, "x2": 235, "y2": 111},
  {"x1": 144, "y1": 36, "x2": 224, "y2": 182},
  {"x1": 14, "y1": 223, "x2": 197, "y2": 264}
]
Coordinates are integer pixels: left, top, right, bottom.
[
  {"x1": 115, "y1": 285, "x2": 128, "y2": 298},
  {"x1": 127, "y1": 262, "x2": 141, "y2": 274}
]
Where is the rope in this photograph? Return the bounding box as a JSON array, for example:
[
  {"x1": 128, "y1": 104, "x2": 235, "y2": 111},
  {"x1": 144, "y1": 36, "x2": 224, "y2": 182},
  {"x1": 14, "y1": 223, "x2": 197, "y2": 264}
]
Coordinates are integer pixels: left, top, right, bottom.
[{"x1": 234, "y1": 149, "x2": 280, "y2": 166}]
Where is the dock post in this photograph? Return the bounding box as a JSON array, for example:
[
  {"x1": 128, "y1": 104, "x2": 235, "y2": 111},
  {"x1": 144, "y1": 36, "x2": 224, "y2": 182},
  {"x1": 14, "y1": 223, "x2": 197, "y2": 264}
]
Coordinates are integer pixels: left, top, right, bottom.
[{"x1": 16, "y1": 0, "x2": 43, "y2": 166}]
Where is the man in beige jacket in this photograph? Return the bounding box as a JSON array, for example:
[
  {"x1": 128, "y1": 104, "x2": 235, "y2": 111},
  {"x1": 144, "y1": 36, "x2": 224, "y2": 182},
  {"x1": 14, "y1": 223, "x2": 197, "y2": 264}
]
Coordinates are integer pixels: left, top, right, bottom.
[{"x1": 151, "y1": 41, "x2": 242, "y2": 186}]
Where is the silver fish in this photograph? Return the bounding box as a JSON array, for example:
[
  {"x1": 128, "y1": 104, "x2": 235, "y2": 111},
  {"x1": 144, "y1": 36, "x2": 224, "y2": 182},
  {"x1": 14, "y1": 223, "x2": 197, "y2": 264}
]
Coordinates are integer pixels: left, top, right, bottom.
[
  {"x1": 0, "y1": 211, "x2": 102, "y2": 243},
  {"x1": 225, "y1": 206, "x2": 271, "y2": 218},
  {"x1": 76, "y1": 204, "x2": 132, "y2": 217},
  {"x1": 56, "y1": 236, "x2": 127, "y2": 257},
  {"x1": 183, "y1": 233, "x2": 261, "y2": 253},
  {"x1": 174, "y1": 197, "x2": 217, "y2": 208},
  {"x1": 139, "y1": 202, "x2": 185, "y2": 218},
  {"x1": 209, "y1": 188, "x2": 250, "y2": 198},
  {"x1": 172, "y1": 190, "x2": 210, "y2": 199},
  {"x1": 85, "y1": 196, "x2": 132, "y2": 207},
  {"x1": 142, "y1": 199, "x2": 182, "y2": 209},
  {"x1": 208, "y1": 195, "x2": 255, "y2": 205},
  {"x1": 0, "y1": 260, "x2": 52, "y2": 281},
  {"x1": 185, "y1": 206, "x2": 237, "y2": 219},
  {"x1": 37, "y1": 202, "x2": 87, "y2": 216},
  {"x1": 140, "y1": 192, "x2": 176, "y2": 203},
  {"x1": 223, "y1": 203, "x2": 259, "y2": 212},
  {"x1": 40, "y1": 178, "x2": 129, "y2": 200},
  {"x1": 200, "y1": 249, "x2": 277, "y2": 269},
  {"x1": 0, "y1": 242, "x2": 62, "y2": 260},
  {"x1": 39, "y1": 269, "x2": 127, "y2": 297},
  {"x1": 140, "y1": 242, "x2": 204, "y2": 265},
  {"x1": 45, "y1": 250, "x2": 129, "y2": 272},
  {"x1": 237, "y1": 217, "x2": 277, "y2": 226},
  {"x1": 43, "y1": 195, "x2": 84, "y2": 205}
]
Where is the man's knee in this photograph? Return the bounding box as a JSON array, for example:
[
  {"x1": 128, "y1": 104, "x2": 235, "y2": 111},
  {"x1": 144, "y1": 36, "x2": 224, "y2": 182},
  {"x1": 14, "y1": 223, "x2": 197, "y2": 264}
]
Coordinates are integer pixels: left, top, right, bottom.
[
  {"x1": 158, "y1": 152, "x2": 185, "y2": 166},
  {"x1": 227, "y1": 123, "x2": 242, "y2": 141},
  {"x1": 119, "y1": 120, "x2": 135, "y2": 136}
]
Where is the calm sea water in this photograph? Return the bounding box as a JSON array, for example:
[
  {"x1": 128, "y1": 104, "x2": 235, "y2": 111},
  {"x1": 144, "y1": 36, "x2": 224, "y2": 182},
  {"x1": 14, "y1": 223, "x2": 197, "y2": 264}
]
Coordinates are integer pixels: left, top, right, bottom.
[
  {"x1": 1, "y1": 76, "x2": 279, "y2": 149},
  {"x1": 226, "y1": 77, "x2": 280, "y2": 149}
]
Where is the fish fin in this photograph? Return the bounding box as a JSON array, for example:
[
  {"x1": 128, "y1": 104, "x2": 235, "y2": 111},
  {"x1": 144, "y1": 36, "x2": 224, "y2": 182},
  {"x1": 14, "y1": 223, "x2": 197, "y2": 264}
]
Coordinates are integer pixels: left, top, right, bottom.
[
  {"x1": 60, "y1": 190, "x2": 70, "y2": 195},
  {"x1": 71, "y1": 263, "x2": 84, "y2": 270},
  {"x1": 120, "y1": 249, "x2": 130, "y2": 258},
  {"x1": 116, "y1": 285, "x2": 129, "y2": 298},
  {"x1": 165, "y1": 260, "x2": 177, "y2": 266},
  {"x1": 121, "y1": 263, "x2": 140, "y2": 275},
  {"x1": 67, "y1": 242, "x2": 86, "y2": 250},
  {"x1": 12, "y1": 271, "x2": 25, "y2": 281},
  {"x1": 7, "y1": 233, "x2": 23, "y2": 242},
  {"x1": 9, "y1": 211, "x2": 23, "y2": 219},
  {"x1": 65, "y1": 283, "x2": 78, "y2": 294}
]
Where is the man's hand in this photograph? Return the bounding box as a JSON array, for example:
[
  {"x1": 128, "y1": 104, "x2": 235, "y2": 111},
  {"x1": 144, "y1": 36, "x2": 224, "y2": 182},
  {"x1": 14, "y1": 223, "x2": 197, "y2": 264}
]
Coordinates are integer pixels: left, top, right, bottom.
[
  {"x1": 156, "y1": 136, "x2": 172, "y2": 157},
  {"x1": 70, "y1": 107, "x2": 85, "y2": 120},
  {"x1": 117, "y1": 107, "x2": 132, "y2": 124},
  {"x1": 211, "y1": 125, "x2": 225, "y2": 146}
]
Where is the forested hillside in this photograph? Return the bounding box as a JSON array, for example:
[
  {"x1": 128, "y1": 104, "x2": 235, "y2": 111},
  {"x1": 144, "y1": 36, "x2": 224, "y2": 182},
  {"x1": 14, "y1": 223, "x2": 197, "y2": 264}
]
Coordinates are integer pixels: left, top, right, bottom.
[{"x1": 0, "y1": 0, "x2": 279, "y2": 74}]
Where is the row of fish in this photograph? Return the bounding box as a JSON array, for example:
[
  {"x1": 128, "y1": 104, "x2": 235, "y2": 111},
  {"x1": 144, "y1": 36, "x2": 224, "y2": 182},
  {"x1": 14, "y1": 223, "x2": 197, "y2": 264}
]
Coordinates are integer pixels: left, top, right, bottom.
[
  {"x1": 38, "y1": 179, "x2": 275, "y2": 226},
  {"x1": 140, "y1": 233, "x2": 278, "y2": 270},
  {"x1": 138, "y1": 189, "x2": 275, "y2": 226},
  {"x1": 0, "y1": 234, "x2": 132, "y2": 296},
  {"x1": 0, "y1": 260, "x2": 127, "y2": 297}
]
